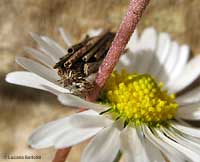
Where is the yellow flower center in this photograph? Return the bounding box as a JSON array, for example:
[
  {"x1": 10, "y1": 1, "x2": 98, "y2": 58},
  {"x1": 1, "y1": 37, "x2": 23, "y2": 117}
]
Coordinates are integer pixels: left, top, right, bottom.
[{"x1": 101, "y1": 70, "x2": 178, "y2": 126}]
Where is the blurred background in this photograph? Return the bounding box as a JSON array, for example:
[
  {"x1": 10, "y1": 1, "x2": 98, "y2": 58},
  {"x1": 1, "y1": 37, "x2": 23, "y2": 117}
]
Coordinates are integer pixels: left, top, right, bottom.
[{"x1": 1, "y1": 0, "x2": 200, "y2": 161}]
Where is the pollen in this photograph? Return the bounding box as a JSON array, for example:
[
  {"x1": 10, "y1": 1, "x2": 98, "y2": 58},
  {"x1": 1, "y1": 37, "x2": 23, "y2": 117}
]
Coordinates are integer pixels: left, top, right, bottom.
[{"x1": 102, "y1": 70, "x2": 178, "y2": 126}]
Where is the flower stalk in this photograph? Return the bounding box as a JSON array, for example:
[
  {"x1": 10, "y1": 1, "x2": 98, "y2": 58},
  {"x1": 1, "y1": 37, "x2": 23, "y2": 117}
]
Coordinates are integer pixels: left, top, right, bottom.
[
  {"x1": 53, "y1": 0, "x2": 150, "y2": 162},
  {"x1": 96, "y1": 0, "x2": 150, "y2": 87},
  {"x1": 88, "y1": 0, "x2": 150, "y2": 101},
  {"x1": 52, "y1": 148, "x2": 71, "y2": 162}
]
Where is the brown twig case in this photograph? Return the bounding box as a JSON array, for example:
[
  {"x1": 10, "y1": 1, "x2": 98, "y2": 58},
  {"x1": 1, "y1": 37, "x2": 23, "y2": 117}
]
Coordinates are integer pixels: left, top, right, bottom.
[{"x1": 54, "y1": 30, "x2": 115, "y2": 96}]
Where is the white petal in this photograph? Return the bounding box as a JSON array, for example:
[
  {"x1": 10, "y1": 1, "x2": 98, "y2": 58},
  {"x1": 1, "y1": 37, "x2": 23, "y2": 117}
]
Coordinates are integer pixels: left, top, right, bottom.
[
  {"x1": 120, "y1": 127, "x2": 150, "y2": 162},
  {"x1": 143, "y1": 126, "x2": 186, "y2": 162},
  {"x1": 149, "y1": 33, "x2": 171, "y2": 78},
  {"x1": 138, "y1": 27, "x2": 157, "y2": 51},
  {"x1": 172, "y1": 122, "x2": 200, "y2": 138},
  {"x1": 155, "y1": 129, "x2": 200, "y2": 162},
  {"x1": 58, "y1": 27, "x2": 73, "y2": 47},
  {"x1": 87, "y1": 28, "x2": 103, "y2": 37},
  {"x1": 119, "y1": 55, "x2": 131, "y2": 67},
  {"x1": 163, "y1": 127, "x2": 200, "y2": 154},
  {"x1": 58, "y1": 93, "x2": 109, "y2": 111},
  {"x1": 128, "y1": 51, "x2": 142, "y2": 73},
  {"x1": 24, "y1": 47, "x2": 55, "y2": 68},
  {"x1": 28, "y1": 110, "x2": 102, "y2": 149},
  {"x1": 126, "y1": 29, "x2": 138, "y2": 52},
  {"x1": 167, "y1": 45, "x2": 189, "y2": 82},
  {"x1": 165, "y1": 42, "x2": 180, "y2": 73},
  {"x1": 115, "y1": 54, "x2": 134, "y2": 73},
  {"x1": 142, "y1": 139, "x2": 165, "y2": 162},
  {"x1": 136, "y1": 28, "x2": 157, "y2": 74},
  {"x1": 136, "y1": 127, "x2": 166, "y2": 162},
  {"x1": 30, "y1": 32, "x2": 62, "y2": 61},
  {"x1": 69, "y1": 113, "x2": 113, "y2": 128},
  {"x1": 116, "y1": 29, "x2": 138, "y2": 73},
  {"x1": 56, "y1": 107, "x2": 109, "y2": 150},
  {"x1": 5, "y1": 71, "x2": 69, "y2": 94},
  {"x1": 16, "y1": 57, "x2": 59, "y2": 83},
  {"x1": 81, "y1": 126, "x2": 120, "y2": 162},
  {"x1": 55, "y1": 127, "x2": 101, "y2": 149},
  {"x1": 137, "y1": 50, "x2": 156, "y2": 74},
  {"x1": 159, "y1": 41, "x2": 179, "y2": 83},
  {"x1": 176, "y1": 86, "x2": 200, "y2": 104},
  {"x1": 167, "y1": 55, "x2": 200, "y2": 93},
  {"x1": 41, "y1": 36, "x2": 67, "y2": 56},
  {"x1": 176, "y1": 102, "x2": 200, "y2": 120}
]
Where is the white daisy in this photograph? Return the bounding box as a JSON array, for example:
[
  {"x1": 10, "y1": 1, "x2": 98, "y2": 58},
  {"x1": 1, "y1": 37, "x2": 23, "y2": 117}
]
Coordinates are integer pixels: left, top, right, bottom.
[{"x1": 6, "y1": 27, "x2": 200, "y2": 162}]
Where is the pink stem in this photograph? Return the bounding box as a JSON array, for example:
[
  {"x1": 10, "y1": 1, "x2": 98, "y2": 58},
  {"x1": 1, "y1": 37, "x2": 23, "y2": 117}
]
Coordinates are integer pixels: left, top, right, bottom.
[
  {"x1": 88, "y1": 0, "x2": 150, "y2": 101},
  {"x1": 52, "y1": 148, "x2": 71, "y2": 162}
]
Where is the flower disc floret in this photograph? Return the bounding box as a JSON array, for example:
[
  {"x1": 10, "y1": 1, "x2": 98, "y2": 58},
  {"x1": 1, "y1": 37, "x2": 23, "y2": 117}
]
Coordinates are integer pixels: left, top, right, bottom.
[{"x1": 102, "y1": 70, "x2": 178, "y2": 126}]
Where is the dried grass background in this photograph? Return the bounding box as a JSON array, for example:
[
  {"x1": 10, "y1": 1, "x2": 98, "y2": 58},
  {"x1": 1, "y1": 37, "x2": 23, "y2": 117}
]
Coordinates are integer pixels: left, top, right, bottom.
[{"x1": 1, "y1": 0, "x2": 200, "y2": 161}]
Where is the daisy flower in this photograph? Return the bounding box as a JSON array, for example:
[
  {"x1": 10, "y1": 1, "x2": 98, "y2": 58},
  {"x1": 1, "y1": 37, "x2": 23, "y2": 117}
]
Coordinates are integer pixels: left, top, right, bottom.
[{"x1": 6, "y1": 27, "x2": 200, "y2": 162}]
